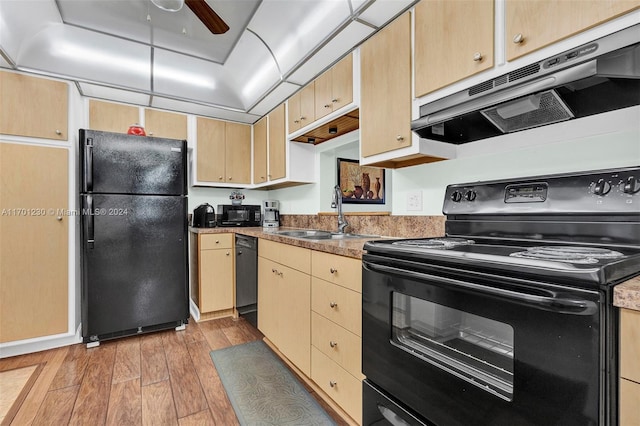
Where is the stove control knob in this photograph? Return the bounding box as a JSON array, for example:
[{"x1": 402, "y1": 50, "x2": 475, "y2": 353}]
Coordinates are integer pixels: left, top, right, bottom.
[
  {"x1": 451, "y1": 191, "x2": 463, "y2": 202},
  {"x1": 464, "y1": 190, "x2": 477, "y2": 201},
  {"x1": 593, "y1": 179, "x2": 611, "y2": 196},
  {"x1": 623, "y1": 176, "x2": 640, "y2": 194}
]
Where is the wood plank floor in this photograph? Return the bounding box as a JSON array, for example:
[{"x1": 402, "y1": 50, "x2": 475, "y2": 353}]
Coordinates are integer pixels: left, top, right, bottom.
[{"x1": 0, "y1": 317, "x2": 349, "y2": 426}]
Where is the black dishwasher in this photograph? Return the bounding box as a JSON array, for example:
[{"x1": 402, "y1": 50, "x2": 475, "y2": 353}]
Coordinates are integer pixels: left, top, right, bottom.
[{"x1": 235, "y1": 234, "x2": 258, "y2": 327}]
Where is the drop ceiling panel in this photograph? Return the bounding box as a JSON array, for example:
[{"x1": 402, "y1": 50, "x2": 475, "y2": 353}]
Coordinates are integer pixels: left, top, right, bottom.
[
  {"x1": 18, "y1": 24, "x2": 152, "y2": 91},
  {"x1": 0, "y1": 0, "x2": 62, "y2": 60},
  {"x1": 79, "y1": 83, "x2": 151, "y2": 106},
  {"x1": 249, "y1": 0, "x2": 352, "y2": 75},
  {"x1": 151, "y1": 96, "x2": 258, "y2": 123},
  {"x1": 224, "y1": 30, "x2": 281, "y2": 108},
  {"x1": 153, "y1": 49, "x2": 242, "y2": 108},
  {"x1": 357, "y1": 0, "x2": 414, "y2": 27},
  {"x1": 248, "y1": 81, "x2": 299, "y2": 117},
  {"x1": 287, "y1": 21, "x2": 373, "y2": 85}
]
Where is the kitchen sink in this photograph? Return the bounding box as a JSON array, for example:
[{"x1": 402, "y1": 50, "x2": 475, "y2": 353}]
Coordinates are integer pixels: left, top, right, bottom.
[{"x1": 274, "y1": 229, "x2": 378, "y2": 240}]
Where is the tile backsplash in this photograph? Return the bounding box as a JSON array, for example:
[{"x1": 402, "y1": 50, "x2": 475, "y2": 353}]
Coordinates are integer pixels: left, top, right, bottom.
[{"x1": 280, "y1": 214, "x2": 445, "y2": 238}]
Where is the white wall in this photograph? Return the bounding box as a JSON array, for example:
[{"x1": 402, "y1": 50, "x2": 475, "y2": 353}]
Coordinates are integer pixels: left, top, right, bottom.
[{"x1": 270, "y1": 107, "x2": 640, "y2": 216}]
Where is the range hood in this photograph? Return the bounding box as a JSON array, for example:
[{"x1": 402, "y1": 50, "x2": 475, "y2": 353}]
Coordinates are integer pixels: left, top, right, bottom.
[{"x1": 411, "y1": 24, "x2": 640, "y2": 145}]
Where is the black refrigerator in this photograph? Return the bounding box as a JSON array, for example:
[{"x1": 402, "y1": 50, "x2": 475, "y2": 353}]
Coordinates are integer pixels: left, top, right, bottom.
[{"x1": 79, "y1": 129, "x2": 189, "y2": 345}]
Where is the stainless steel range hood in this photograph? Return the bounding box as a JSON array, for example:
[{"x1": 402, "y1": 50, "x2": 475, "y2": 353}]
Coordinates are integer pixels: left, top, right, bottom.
[{"x1": 411, "y1": 24, "x2": 640, "y2": 145}]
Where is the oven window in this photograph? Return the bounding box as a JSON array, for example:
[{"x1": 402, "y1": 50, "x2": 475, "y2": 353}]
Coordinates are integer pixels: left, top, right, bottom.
[{"x1": 391, "y1": 293, "x2": 514, "y2": 400}]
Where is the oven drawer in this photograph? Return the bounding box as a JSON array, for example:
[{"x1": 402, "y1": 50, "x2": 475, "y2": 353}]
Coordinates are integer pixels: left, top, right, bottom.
[
  {"x1": 363, "y1": 380, "x2": 430, "y2": 426},
  {"x1": 311, "y1": 311, "x2": 364, "y2": 380},
  {"x1": 312, "y1": 277, "x2": 361, "y2": 336},
  {"x1": 200, "y1": 233, "x2": 233, "y2": 249},
  {"x1": 311, "y1": 346, "x2": 362, "y2": 424},
  {"x1": 311, "y1": 251, "x2": 361, "y2": 292}
]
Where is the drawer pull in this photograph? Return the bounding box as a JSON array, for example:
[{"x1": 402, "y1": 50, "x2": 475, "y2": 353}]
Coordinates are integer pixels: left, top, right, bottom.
[
  {"x1": 329, "y1": 381, "x2": 337, "y2": 388},
  {"x1": 330, "y1": 268, "x2": 337, "y2": 274},
  {"x1": 329, "y1": 341, "x2": 338, "y2": 348},
  {"x1": 329, "y1": 302, "x2": 338, "y2": 308},
  {"x1": 272, "y1": 268, "x2": 276, "y2": 273},
  {"x1": 55, "y1": 129, "x2": 62, "y2": 135},
  {"x1": 216, "y1": 240, "x2": 220, "y2": 244}
]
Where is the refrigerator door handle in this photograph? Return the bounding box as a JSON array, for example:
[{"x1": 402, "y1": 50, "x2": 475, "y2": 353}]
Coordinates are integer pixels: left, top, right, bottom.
[
  {"x1": 85, "y1": 138, "x2": 94, "y2": 192},
  {"x1": 86, "y1": 195, "x2": 94, "y2": 249}
]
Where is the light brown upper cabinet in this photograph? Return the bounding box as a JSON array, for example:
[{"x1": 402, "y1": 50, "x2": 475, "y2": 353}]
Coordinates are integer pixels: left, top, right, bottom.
[
  {"x1": 89, "y1": 100, "x2": 139, "y2": 134},
  {"x1": 506, "y1": 0, "x2": 640, "y2": 61},
  {"x1": 253, "y1": 116, "x2": 268, "y2": 184},
  {"x1": 414, "y1": 0, "x2": 494, "y2": 97},
  {"x1": 267, "y1": 103, "x2": 286, "y2": 181},
  {"x1": 287, "y1": 83, "x2": 315, "y2": 134},
  {"x1": 314, "y1": 53, "x2": 354, "y2": 120},
  {"x1": 360, "y1": 12, "x2": 412, "y2": 158},
  {"x1": 0, "y1": 71, "x2": 68, "y2": 141},
  {"x1": 197, "y1": 117, "x2": 251, "y2": 185},
  {"x1": 144, "y1": 108, "x2": 188, "y2": 140},
  {"x1": 1, "y1": 142, "x2": 68, "y2": 343}
]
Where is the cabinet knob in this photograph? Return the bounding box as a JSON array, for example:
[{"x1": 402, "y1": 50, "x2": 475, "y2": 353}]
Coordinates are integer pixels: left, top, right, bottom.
[
  {"x1": 324, "y1": 104, "x2": 332, "y2": 109},
  {"x1": 260, "y1": 176, "x2": 265, "y2": 179},
  {"x1": 329, "y1": 302, "x2": 338, "y2": 308},
  {"x1": 272, "y1": 268, "x2": 277, "y2": 273},
  {"x1": 218, "y1": 176, "x2": 223, "y2": 180},
  {"x1": 149, "y1": 132, "x2": 154, "y2": 136},
  {"x1": 300, "y1": 116, "x2": 306, "y2": 121},
  {"x1": 228, "y1": 177, "x2": 232, "y2": 180},
  {"x1": 294, "y1": 120, "x2": 300, "y2": 124},
  {"x1": 396, "y1": 135, "x2": 404, "y2": 142},
  {"x1": 226, "y1": 252, "x2": 230, "y2": 256},
  {"x1": 473, "y1": 52, "x2": 483, "y2": 62},
  {"x1": 331, "y1": 98, "x2": 338, "y2": 103},
  {"x1": 513, "y1": 33, "x2": 524, "y2": 44},
  {"x1": 329, "y1": 381, "x2": 337, "y2": 388},
  {"x1": 329, "y1": 341, "x2": 338, "y2": 348},
  {"x1": 56, "y1": 216, "x2": 63, "y2": 221},
  {"x1": 330, "y1": 268, "x2": 337, "y2": 274},
  {"x1": 55, "y1": 129, "x2": 62, "y2": 135},
  {"x1": 216, "y1": 240, "x2": 220, "y2": 244}
]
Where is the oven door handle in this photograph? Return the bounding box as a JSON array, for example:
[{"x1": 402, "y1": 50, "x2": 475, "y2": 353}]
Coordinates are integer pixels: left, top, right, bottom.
[{"x1": 363, "y1": 261, "x2": 598, "y2": 315}]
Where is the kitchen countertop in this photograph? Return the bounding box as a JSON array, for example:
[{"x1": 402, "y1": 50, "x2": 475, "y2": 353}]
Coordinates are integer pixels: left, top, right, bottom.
[
  {"x1": 189, "y1": 226, "x2": 386, "y2": 259},
  {"x1": 614, "y1": 275, "x2": 640, "y2": 312}
]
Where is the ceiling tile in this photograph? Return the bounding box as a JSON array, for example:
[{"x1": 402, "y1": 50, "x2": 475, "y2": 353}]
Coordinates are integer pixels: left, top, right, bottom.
[
  {"x1": 248, "y1": 81, "x2": 300, "y2": 117},
  {"x1": 151, "y1": 96, "x2": 258, "y2": 123},
  {"x1": 79, "y1": 83, "x2": 151, "y2": 105},
  {"x1": 357, "y1": 0, "x2": 414, "y2": 27}
]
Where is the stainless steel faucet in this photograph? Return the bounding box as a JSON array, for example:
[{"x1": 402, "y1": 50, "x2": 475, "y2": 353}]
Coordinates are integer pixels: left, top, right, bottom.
[{"x1": 331, "y1": 185, "x2": 349, "y2": 233}]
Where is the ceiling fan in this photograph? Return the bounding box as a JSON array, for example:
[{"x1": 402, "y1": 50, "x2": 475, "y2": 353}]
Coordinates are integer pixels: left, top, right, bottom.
[{"x1": 150, "y1": 0, "x2": 229, "y2": 34}]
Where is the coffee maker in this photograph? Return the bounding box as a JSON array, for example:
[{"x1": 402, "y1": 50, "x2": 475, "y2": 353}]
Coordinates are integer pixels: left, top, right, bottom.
[{"x1": 262, "y1": 200, "x2": 280, "y2": 229}]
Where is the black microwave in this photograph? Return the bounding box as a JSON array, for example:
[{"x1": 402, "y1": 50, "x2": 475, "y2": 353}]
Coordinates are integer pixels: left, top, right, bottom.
[{"x1": 216, "y1": 204, "x2": 261, "y2": 227}]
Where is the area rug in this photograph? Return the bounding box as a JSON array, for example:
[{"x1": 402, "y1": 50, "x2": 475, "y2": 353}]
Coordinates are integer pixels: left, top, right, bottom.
[{"x1": 210, "y1": 340, "x2": 336, "y2": 426}]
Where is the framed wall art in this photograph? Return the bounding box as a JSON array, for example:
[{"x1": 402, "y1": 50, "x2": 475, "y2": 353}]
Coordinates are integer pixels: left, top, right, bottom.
[{"x1": 337, "y1": 158, "x2": 385, "y2": 204}]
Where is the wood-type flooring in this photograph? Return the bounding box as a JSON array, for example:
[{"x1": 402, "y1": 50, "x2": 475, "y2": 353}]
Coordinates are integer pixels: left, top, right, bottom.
[{"x1": 0, "y1": 317, "x2": 349, "y2": 425}]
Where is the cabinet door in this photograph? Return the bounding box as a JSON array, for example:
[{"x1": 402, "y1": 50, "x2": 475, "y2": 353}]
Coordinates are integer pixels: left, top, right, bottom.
[
  {"x1": 361, "y1": 13, "x2": 411, "y2": 158},
  {"x1": 225, "y1": 122, "x2": 251, "y2": 184},
  {"x1": 620, "y1": 308, "x2": 640, "y2": 382},
  {"x1": 415, "y1": 0, "x2": 494, "y2": 97},
  {"x1": 268, "y1": 103, "x2": 286, "y2": 181},
  {"x1": 253, "y1": 116, "x2": 268, "y2": 184},
  {"x1": 89, "y1": 100, "x2": 140, "y2": 134},
  {"x1": 314, "y1": 69, "x2": 333, "y2": 120},
  {"x1": 279, "y1": 263, "x2": 311, "y2": 376},
  {"x1": 196, "y1": 117, "x2": 226, "y2": 183},
  {"x1": 258, "y1": 257, "x2": 280, "y2": 345},
  {"x1": 299, "y1": 83, "x2": 316, "y2": 129},
  {"x1": 0, "y1": 143, "x2": 68, "y2": 342},
  {"x1": 287, "y1": 92, "x2": 301, "y2": 133},
  {"x1": 144, "y1": 108, "x2": 187, "y2": 140},
  {"x1": 620, "y1": 378, "x2": 640, "y2": 426},
  {"x1": 0, "y1": 71, "x2": 68, "y2": 141},
  {"x1": 506, "y1": 0, "x2": 640, "y2": 61},
  {"x1": 331, "y1": 53, "x2": 353, "y2": 112},
  {"x1": 200, "y1": 248, "x2": 234, "y2": 313}
]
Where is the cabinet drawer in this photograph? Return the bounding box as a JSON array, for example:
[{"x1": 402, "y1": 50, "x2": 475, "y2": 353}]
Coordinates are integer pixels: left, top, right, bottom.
[
  {"x1": 620, "y1": 308, "x2": 640, "y2": 383},
  {"x1": 312, "y1": 312, "x2": 363, "y2": 380},
  {"x1": 312, "y1": 277, "x2": 361, "y2": 336},
  {"x1": 311, "y1": 251, "x2": 361, "y2": 292},
  {"x1": 200, "y1": 233, "x2": 233, "y2": 250},
  {"x1": 311, "y1": 346, "x2": 362, "y2": 424},
  {"x1": 259, "y1": 239, "x2": 311, "y2": 274},
  {"x1": 620, "y1": 378, "x2": 640, "y2": 426}
]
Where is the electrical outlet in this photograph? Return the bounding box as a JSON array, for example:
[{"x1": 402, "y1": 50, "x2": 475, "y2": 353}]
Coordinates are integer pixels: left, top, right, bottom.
[{"x1": 407, "y1": 191, "x2": 423, "y2": 211}]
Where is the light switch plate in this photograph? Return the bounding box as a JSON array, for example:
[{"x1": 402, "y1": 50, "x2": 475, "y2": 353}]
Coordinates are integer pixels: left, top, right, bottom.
[{"x1": 407, "y1": 191, "x2": 422, "y2": 211}]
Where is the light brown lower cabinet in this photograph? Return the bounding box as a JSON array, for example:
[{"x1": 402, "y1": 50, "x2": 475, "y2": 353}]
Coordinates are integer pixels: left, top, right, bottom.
[
  {"x1": 620, "y1": 308, "x2": 640, "y2": 424},
  {"x1": 0, "y1": 142, "x2": 69, "y2": 342},
  {"x1": 192, "y1": 233, "x2": 234, "y2": 318}
]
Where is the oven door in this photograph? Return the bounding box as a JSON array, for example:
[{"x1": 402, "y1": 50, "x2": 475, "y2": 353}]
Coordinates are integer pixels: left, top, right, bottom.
[{"x1": 362, "y1": 254, "x2": 603, "y2": 426}]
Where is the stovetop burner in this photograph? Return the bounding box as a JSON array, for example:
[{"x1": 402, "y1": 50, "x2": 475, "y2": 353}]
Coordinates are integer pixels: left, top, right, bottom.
[
  {"x1": 509, "y1": 246, "x2": 625, "y2": 264},
  {"x1": 391, "y1": 237, "x2": 475, "y2": 249}
]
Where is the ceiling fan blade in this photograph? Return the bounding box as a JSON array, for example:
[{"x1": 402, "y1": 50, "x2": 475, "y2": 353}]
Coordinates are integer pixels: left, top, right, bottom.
[{"x1": 185, "y1": 0, "x2": 229, "y2": 34}]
